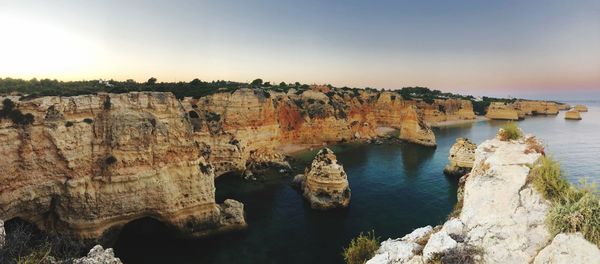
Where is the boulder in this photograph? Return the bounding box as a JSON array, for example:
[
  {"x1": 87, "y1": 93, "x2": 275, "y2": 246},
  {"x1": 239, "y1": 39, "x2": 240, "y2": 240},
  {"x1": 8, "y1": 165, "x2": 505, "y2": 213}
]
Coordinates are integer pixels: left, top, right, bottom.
[
  {"x1": 299, "y1": 148, "x2": 350, "y2": 209},
  {"x1": 72, "y1": 245, "x2": 122, "y2": 264},
  {"x1": 565, "y1": 110, "x2": 582, "y2": 120},
  {"x1": 443, "y1": 138, "x2": 476, "y2": 176},
  {"x1": 533, "y1": 233, "x2": 600, "y2": 264}
]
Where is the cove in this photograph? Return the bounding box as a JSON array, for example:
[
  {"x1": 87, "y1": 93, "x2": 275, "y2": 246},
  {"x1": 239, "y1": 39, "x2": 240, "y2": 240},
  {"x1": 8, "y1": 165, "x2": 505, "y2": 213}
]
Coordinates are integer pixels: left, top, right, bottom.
[{"x1": 114, "y1": 102, "x2": 600, "y2": 264}]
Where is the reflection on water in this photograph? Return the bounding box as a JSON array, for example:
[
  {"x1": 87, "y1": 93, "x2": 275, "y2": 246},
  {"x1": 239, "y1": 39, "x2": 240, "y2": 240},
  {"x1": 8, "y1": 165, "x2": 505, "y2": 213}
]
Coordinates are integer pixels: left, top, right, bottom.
[{"x1": 115, "y1": 101, "x2": 600, "y2": 264}]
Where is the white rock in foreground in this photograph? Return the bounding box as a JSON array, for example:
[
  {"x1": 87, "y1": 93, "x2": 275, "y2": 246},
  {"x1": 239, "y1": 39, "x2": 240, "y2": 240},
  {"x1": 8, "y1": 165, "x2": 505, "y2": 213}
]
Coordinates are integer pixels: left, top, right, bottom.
[
  {"x1": 72, "y1": 245, "x2": 123, "y2": 264},
  {"x1": 368, "y1": 134, "x2": 600, "y2": 263},
  {"x1": 0, "y1": 219, "x2": 5, "y2": 249},
  {"x1": 533, "y1": 233, "x2": 600, "y2": 264}
]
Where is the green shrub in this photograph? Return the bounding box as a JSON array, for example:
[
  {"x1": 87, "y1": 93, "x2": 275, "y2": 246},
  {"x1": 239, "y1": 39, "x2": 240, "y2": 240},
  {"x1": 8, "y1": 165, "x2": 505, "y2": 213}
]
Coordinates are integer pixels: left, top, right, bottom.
[
  {"x1": 83, "y1": 118, "x2": 93, "y2": 124},
  {"x1": 105, "y1": 155, "x2": 117, "y2": 165},
  {"x1": 530, "y1": 156, "x2": 600, "y2": 247},
  {"x1": 498, "y1": 122, "x2": 522, "y2": 141},
  {"x1": 65, "y1": 121, "x2": 74, "y2": 127},
  {"x1": 343, "y1": 231, "x2": 379, "y2": 264}
]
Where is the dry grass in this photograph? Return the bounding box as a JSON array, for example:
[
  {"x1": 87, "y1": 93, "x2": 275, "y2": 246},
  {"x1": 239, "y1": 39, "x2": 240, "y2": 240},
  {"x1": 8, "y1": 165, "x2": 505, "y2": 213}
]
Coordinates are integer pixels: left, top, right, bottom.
[
  {"x1": 428, "y1": 245, "x2": 483, "y2": 264},
  {"x1": 524, "y1": 136, "x2": 545, "y2": 154},
  {"x1": 498, "y1": 122, "x2": 522, "y2": 141},
  {"x1": 342, "y1": 231, "x2": 380, "y2": 264},
  {"x1": 530, "y1": 156, "x2": 600, "y2": 247}
]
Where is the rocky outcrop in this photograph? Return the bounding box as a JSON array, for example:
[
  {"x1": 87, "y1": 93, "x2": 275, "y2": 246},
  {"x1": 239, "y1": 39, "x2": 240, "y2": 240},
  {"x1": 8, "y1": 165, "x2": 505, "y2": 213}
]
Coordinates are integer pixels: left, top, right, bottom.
[
  {"x1": 368, "y1": 132, "x2": 600, "y2": 264},
  {"x1": 485, "y1": 102, "x2": 519, "y2": 120},
  {"x1": 295, "y1": 148, "x2": 350, "y2": 209},
  {"x1": 443, "y1": 138, "x2": 476, "y2": 176},
  {"x1": 0, "y1": 220, "x2": 4, "y2": 249},
  {"x1": 417, "y1": 99, "x2": 476, "y2": 125},
  {"x1": 565, "y1": 110, "x2": 582, "y2": 120},
  {"x1": 533, "y1": 233, "x2": 600, "y2": 264},
  {"x1": 574, "y1": 104, "x2": 589, "y2": 112},
  {"x1": 557, "y1": 103, "x2": 571, "y2": 111},
  {"x1": 0, "y1": 92, "x2": 245, "y2": 240},
  {"x1": 71, "y1": 245, "x2": 122, "y2": 264},
  {"x1": 399, "y1": 106, "x2": 436, "y2": 147},
  {"x1": 514, "y1": 100, "x2": 559, "y2": 115}
]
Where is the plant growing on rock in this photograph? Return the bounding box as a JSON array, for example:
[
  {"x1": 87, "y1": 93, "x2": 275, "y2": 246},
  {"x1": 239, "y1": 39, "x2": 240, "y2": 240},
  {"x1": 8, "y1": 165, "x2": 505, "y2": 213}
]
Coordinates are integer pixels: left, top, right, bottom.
[
  {"x1": 530, "y1": 156, "x2": 600, "y2": 247},
  {"x1": 498, "y1": 122, "x2": 522, "y2": 141},
  {"x1": 342, "y1": 231, "x2": 379, "y2": 264}
]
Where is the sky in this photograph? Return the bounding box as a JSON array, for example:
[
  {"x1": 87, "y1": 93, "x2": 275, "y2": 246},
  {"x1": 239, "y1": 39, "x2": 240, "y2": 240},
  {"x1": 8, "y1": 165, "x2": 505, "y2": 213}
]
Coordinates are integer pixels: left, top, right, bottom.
[{"x1": 0, "y1": 0, "x2": 599, "y2": 98}]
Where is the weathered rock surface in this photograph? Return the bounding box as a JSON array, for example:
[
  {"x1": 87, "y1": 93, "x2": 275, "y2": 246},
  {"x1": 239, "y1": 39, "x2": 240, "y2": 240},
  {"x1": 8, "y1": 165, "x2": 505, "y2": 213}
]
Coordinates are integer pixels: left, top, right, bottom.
[
  {"x1": 485, "y1": 102, "x2": 519, "y2": 120},
  {"x1": 71, "y1": 245, "x2": 122, "y2": 264},
  {"x1": 297, "y1": 148, "x2": 350, "y2": 209},
  {"x1": 0, "y1": 220, "x2": 5, "y2": 249},
  {"x1": 443, "y1": 138, "x2": 476, "y2": 176},
  {"x1": 399, "y1": 106, "x2": 436, "y2": 147},
  {"x1": 533, "y1": 233, "x2": 600, "y2": 264},
  {"x1": 0, "y1": 92, "x2": 245, "y2": 240},
  {"x1": 574, "y1": 104, "x2": 589, "y2": 112},
  {"x1": 557, "y1": 103, "x2": 571, "y2": 111},
  {"x1": 565, "y1": 110, "x2": 582, "y2": 120},
  {"x1": 417, "y1": 99, "x2": 476, "y2": 125},
  {"x1": 514, "y1": 100, "x2": 559, "y2": 116},
  {"x1": 368, "y1": 132, "x2": 600, "y2": 263}
]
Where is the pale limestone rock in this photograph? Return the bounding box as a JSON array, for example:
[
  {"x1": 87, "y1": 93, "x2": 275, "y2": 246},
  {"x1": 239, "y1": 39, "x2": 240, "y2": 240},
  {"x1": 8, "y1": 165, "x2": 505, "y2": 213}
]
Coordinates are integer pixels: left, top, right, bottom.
[
  {"x1": 422, "y1": 232, "x2": 458, "y2": 262},
  {"x1": 300, "y1": 148, "x2": 350, "y2": 209},
  {"x1": 72, "y1": 245, "x2": 122, "y2": 264},
  {"x1": 533, "y1": 233, "x2": 600, "y2": 264},
  {"x1": 443, "y1": 138, "x2": 476, "y2": 176},
  {"x1": 565, "y1": 110, "x2": 582, "y2": 120},
  {"x1": 0, "y1": 219, "x2": 5, "y2": 249},
  {"x1": 441, "y1": 218, "x2": 464, "y2": 236},
  {"x1": 367, "y1": 226, "x2": 433, "y2": 264}
]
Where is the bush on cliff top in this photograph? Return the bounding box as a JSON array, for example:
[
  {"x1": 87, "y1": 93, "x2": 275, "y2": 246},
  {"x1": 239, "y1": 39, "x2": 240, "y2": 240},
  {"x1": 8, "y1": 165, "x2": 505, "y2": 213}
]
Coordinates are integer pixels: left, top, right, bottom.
[
  {"x1": 498, "y1": 122, "x2": 522, "y2": 141},
  {"x1": 343, "y1": 231, "x2": 379, "y2": 264},
  {"x1": 530, "y1": 156, "x2": 600, "y2": 247}
]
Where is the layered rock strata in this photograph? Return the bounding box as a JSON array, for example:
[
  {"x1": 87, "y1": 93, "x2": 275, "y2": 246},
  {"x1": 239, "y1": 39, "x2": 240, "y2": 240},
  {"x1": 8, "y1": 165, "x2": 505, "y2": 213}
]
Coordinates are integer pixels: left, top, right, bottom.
[
  {"x1": 416, "y1": 99, "x2": 476, "y2": 125},
  {"x1": 443, "y1": 138, "x2": 476, "y2": 176},
  {"x1": 294, "y1": 148, "x2": 350, "y2": 209},
  {"x1": 514, "y1": 100, "x2": 559, "y2": 115},
  {"x1": 0, "y1": 92, "x2": 245, "y2": 240},
  {"x1": 485, "y1": 102, "x2": 519, "y2": 120},
  {"x1": 368, "y1": 132, "x2": 600, "y2": 264},
  {"x1": 574, "y1": 104, "x2": 589, "y2": 112},
  {"x1": 565, "y1": 110, "x2": 582, "y2": 120}
]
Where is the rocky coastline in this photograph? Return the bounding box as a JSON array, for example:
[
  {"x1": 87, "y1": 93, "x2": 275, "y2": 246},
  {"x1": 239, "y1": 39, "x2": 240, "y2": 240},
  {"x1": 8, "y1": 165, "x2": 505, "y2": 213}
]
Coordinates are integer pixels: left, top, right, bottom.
[{"x1": 367, "y1": 131, "x2": 600, "y2": 264}]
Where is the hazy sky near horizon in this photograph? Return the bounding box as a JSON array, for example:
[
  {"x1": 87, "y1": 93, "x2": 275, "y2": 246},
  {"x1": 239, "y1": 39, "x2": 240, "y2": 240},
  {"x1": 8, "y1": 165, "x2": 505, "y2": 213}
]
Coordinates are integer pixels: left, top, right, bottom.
[{"x1": 0, "y1": 0, "x2": 599, "y2": 97}]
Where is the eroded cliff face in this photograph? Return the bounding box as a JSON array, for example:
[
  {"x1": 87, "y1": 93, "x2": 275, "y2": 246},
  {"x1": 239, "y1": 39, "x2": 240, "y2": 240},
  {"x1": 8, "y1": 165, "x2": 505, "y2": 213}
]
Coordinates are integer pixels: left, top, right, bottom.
[
  {"x1": 485, "y1": 102, "x2": 519, "y2": 120},
  {"x1": 367, "y1": 133, "x2": 600, "y2": 264},
  {"x1": 0, "y1": 92, "x2": 245, "y2": 240},
  {"x1": 443, "y1": 138, "x2": 476, "y2": 177},
  {"x1": 417, "y1": 99, "x2": 476, "y2": 125},
  {"x1": 514, "y1": 100, "x2": 559, "y2": 116}
]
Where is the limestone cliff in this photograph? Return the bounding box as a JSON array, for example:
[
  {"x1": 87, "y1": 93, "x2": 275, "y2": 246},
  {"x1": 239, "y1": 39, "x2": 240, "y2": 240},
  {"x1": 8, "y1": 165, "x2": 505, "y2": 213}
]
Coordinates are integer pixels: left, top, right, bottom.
[
  {"x1": 485, "y1": 102, "x2": 519, "y2": 120},
  {"x1": 565, "y1": 110, "x2": 582, "y2": 120},
  {"x1": 514, "y1": 100, "x2": 559, "y2": 116},
  {"x1": 294, "y1": 148, "x2": 350, "y2": 209},
  {"x1": 443, "y1": 138, "x2": 476, "y2": 177},
  {"x1": 0, "y1": 92, "x2": 245, "y2": 240},
  {"x1": 417, "y1": 99, "x2": 476, "y2": 125},
  {"x1": 368, "y1": 132, "x2": 600, "y2": 264}
]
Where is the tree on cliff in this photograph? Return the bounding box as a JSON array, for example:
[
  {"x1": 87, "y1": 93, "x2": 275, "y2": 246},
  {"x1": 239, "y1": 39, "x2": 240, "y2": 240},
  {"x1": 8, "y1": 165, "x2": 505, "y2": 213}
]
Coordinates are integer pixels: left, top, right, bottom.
[
  {"x1": 147, "y1": 77, "x2": 157, "y2": 85},
  {"x1": 251, "y1": 78, "x2": 263, "y2": 88}
]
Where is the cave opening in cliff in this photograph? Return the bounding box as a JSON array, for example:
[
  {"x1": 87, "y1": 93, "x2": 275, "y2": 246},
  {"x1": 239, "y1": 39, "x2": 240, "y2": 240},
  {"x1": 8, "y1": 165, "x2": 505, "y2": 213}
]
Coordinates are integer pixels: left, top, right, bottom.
[{"x1": 113, "y1": 217, "x2": 184, "y2": 263}]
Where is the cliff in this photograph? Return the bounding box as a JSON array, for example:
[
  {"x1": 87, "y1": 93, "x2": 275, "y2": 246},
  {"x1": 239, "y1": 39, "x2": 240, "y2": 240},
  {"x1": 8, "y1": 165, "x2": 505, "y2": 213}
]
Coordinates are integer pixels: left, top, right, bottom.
[
  {"x1": 514, "y1": 100, "x2": 559, "y2": 116},
  {"x1": 294, "y1": 148, "x2": 351, "y2": 209},
  {"x1": 485, "y1": 102, "x2": 519, "y2": 120},
  {"x1": 368, "y1": 132, "x2": 600, "y2": 264},
  {"x1": 0, "y1": 92, "x2": 246, "y2": 240},
  {"x1": 416, "y1": 99, "x2": 476, "y2": 125}
]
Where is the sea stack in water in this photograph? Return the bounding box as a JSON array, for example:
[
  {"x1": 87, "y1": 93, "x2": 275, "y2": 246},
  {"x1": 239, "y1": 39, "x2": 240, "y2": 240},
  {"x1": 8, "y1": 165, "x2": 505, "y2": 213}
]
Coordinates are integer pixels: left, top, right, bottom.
[
  {"x1": 296, "y1": 148, "x2": 350, "y2": 209},
  {"x1": 565, "y1": 110, "x2": 582, "y2": 120},
  {"x1": 443, "y1": 138, "x2": 476, "y2": 176},
  {"x1": 574, "y1": 104, "x2": 588, "y2": 112}
]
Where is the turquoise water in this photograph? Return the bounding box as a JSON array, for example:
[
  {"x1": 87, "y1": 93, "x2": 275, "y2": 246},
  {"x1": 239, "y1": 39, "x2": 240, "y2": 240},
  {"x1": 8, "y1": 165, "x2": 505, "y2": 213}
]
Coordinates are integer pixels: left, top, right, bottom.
[{"x1": 115, "y1": 101, "x2": 600, "y2": 264}]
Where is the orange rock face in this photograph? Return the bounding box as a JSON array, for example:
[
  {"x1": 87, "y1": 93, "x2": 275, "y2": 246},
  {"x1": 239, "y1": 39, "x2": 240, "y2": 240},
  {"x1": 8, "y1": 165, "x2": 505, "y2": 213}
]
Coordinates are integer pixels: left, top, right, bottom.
[
  {"x1": 486, "y1": 102, "x2": 520, "y2": 120},
  {"x1": 514, "y1": 100, "x2": 559, "y2": 116}
]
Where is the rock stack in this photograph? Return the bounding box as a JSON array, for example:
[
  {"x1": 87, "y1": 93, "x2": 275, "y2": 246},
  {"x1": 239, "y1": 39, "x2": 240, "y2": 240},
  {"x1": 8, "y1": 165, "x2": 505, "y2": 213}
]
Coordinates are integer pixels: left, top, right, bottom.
[
  {"x1": 574, "y1": 104, "x2": 588, "y2": 112},
  {"x1": 294, "y1": 148, "x2": 351, "y2": 209},
  {"x1": 565, "y1": 110, "x2": 582, "y2": 120},
  {"x1": 443, "y1": 138, "x2": 476, "y2": 176}
]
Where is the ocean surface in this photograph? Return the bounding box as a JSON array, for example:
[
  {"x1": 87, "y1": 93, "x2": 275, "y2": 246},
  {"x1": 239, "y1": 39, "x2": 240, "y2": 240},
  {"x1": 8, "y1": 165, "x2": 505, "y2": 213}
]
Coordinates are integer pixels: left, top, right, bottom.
[{"x1": 115, "y1": 101, "x2": 600, "y2": 264}]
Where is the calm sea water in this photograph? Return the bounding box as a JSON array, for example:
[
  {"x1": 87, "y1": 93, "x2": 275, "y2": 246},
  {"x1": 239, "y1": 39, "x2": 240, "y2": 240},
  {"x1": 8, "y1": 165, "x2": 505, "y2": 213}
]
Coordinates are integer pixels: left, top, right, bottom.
[{"x1": 115, "y1": 101, "x2": 600, "y2": 264}]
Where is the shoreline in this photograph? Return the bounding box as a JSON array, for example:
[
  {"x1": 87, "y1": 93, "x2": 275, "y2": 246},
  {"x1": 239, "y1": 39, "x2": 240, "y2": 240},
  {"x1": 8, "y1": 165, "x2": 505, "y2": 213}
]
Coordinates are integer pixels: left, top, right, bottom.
[{"x1": 430, "y1": 116, "x2": 489, "y2": 127}]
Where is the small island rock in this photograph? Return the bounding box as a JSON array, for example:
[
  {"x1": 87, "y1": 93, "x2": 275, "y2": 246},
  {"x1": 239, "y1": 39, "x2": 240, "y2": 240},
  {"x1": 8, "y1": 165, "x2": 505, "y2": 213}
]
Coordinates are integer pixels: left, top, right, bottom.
[
  {"x1": 574, "y1": 104, "x2": 588, "y2": 112},
  {"x1": 565, "y1": 110, "x2": 582, "y2": 120},
  {"x1": 443, "y1": 138, "x2": 476, "y2": 176},
  {"x1": 296, "y1": 148, "x2": 351, "y2": 209}
]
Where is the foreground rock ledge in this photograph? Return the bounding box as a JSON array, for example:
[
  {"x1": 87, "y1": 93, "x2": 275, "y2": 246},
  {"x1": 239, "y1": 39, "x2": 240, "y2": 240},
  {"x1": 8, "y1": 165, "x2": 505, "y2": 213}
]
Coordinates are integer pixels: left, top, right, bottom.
[
  {"x1": 294, "y1": 148, "x2": 351, "y2": 209},
  {"x1": 368, "y1": 134, "x2": 600, "y2": 264}
]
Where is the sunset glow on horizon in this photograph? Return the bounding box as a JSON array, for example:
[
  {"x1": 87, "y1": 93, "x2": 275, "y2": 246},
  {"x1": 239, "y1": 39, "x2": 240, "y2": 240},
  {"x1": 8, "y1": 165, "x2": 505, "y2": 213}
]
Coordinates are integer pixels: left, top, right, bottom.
[{"x1": 1, "y1": 0, "x2": 599, "y2": 98}]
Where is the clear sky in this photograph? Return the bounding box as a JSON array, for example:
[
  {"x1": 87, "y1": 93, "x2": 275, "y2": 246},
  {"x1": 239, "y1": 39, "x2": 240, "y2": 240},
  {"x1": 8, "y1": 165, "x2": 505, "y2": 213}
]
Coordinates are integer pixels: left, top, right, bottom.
[{"x1": 0, "y1": 0, "x2": 599, "y2": 98}]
